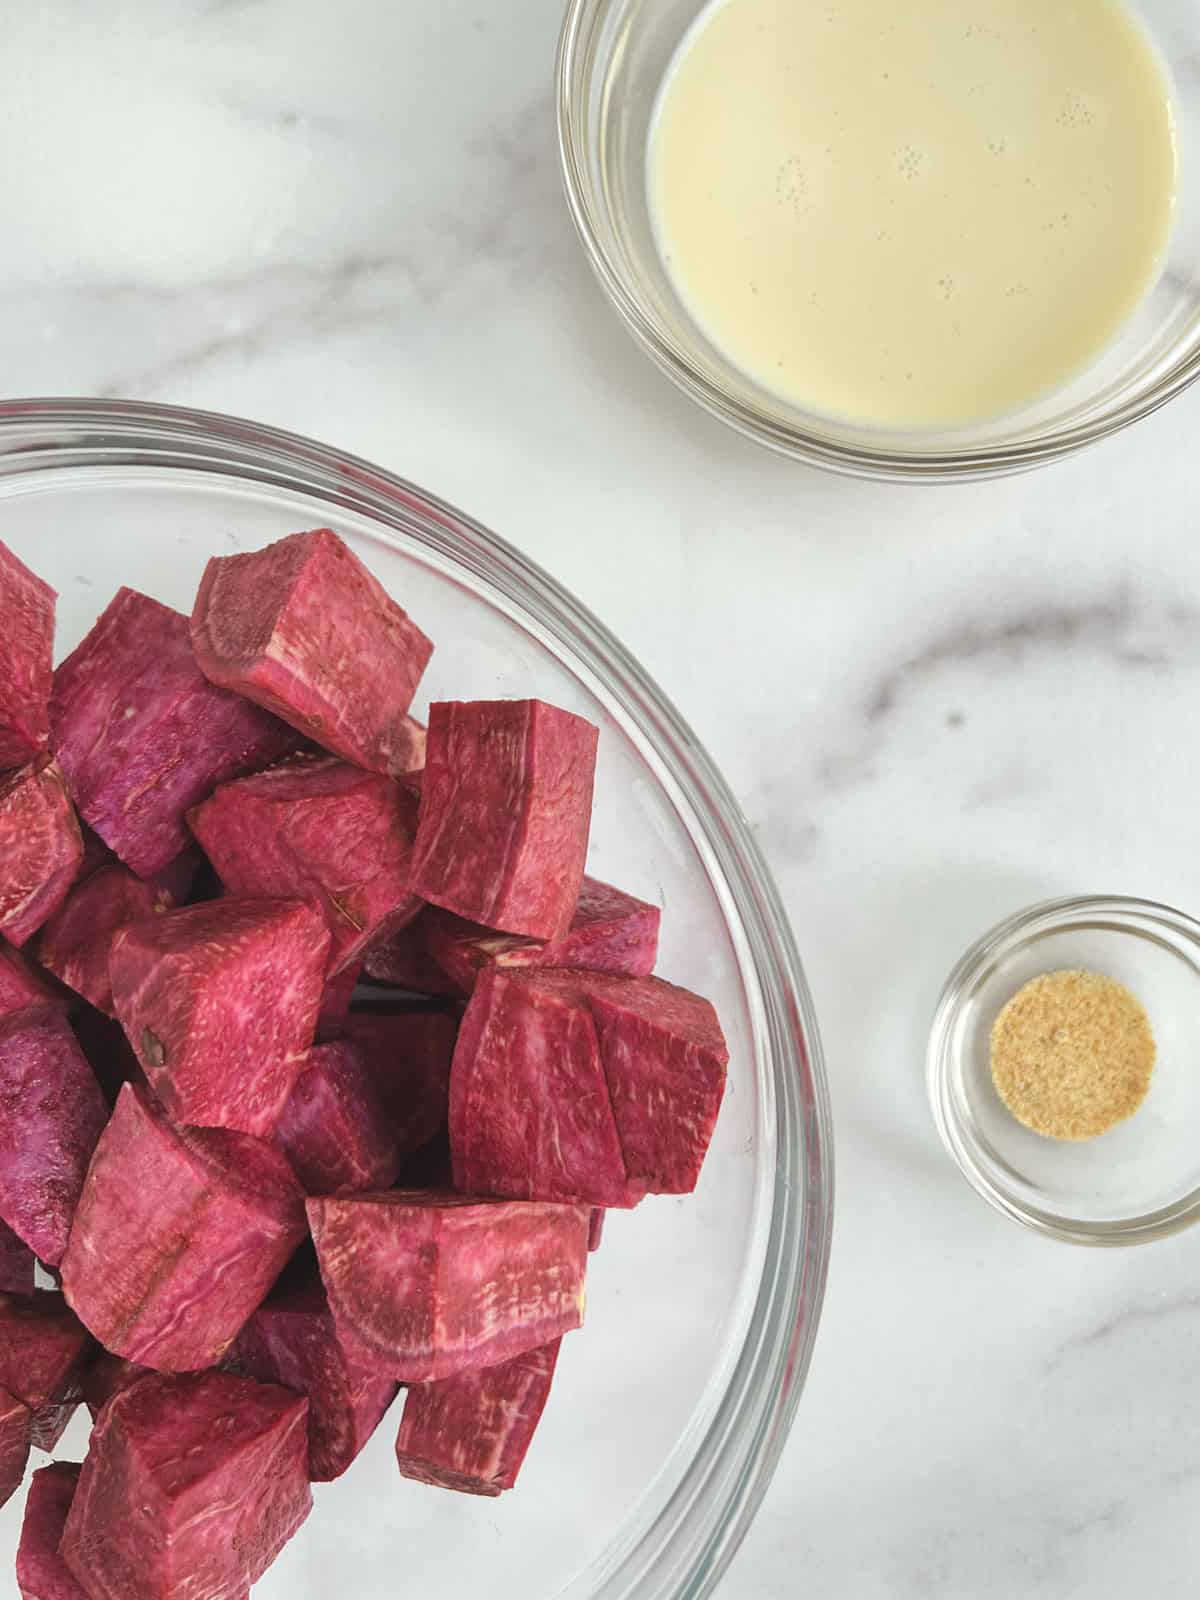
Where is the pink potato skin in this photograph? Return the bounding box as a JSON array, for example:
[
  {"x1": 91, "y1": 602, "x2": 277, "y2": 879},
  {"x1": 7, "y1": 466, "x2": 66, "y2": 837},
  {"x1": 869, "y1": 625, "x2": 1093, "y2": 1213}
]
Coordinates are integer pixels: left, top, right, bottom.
[
  {"x1": 395, "y1": 1338, "x2": 561, "y2": 1496},
  {"x1": 409, "y1": 700, "x2": 599, "y2": 941},
  {"x1": 188, "y1": 752, "x2": 422, "y2": 975},
  {"x1": 16, "y1": 1462, "x2": 89, "y2": 1600},
  {"x1": 109, "y1": 897, "x2": 330, "y2": 1137},
  {"x1": 61, "y1": 1083, "x2": 307, "y2": 1373},
  {"x1": 50, "y1": 587, "x2": 298, "y2": 877},
  {"x1": 190, "y1": 528, "x2": 433, "y2": 777},
  {"x1": 37, "y1": 864, "x2": 173, "y2": 1016},
  {"x1": 231, "y1": 1273, "x2": 398, "y2": 1481},
  {"x1": 361, "y1": 911, "x2": 462, "y2": 997},
  {"x1": 344, "y1": 1011, "x2": 458, "y2": 1158},
  {"x1": 425, "y1": 877, "x2": 661, "y2": 996},
  {"x1": 0, "y1": 1009, "x2": 109, "y2": 1266},
  {"x1": 60, "y1": 1371, "x2": 310, "y2": 1600},
  {"x1": 0, "y1": 1388, "x2": 31, "y2": 1511},
  {"x1": 0, "y1": 943, "x2": 59, "y2": 1023},
  {"x1": 0, "y1": 541, "x2": 55, "y2": 771},
  {"x1": 307, "y1": 1191, "x2": 589, "y2": 1382},
  {"x1": 275, "y1": 1039, "x2": 403, "y2": 1196},
  {"x1": 0, "y1": 1292, "x2": 93, "y2": 1452},
  {"x1": 0, "y1": 761, "x2": 84, "y2": 949}
]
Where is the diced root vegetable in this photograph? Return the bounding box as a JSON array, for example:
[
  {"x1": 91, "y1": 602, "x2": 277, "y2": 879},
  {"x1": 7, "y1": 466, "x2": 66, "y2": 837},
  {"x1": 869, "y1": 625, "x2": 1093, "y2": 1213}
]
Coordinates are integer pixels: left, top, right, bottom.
[
  {"x1": 316, "y1": 959, "x2": 361, "y2": 1041},
  {"x1": 0, "y1": 1388, "x2": 31, "y2": 1511},
  {"x1": 588, "y1": 1208, "x2": 606, "y2": 1252},
  {"x1": 109, "y1": 897, "x2": 330, "y2": 1137},
  {"x1": 61, "y1": 1084, "x2": 307, "y2": 1373},
  {"x1": 307, "y1": 1191, "x2": 589, "y2": 1381},
  {"x1": 37, "y1": 863, "x2": 174, "y2": 1016},
  {"x1": 410, "y1": 700, "x2": 598, "y2": 940},
  {"x1": 0, "y1": 1010, "x2": 109, "y2": 1265},
  {"x1": 231, "y1": 1272, "x2": 398, "y2": 1481},
  {"x1": 0, "y1": 1293, "x2": 93, "y2": 1456},
  {"x1": 344, "y1": 1012, "x2": 457, "y2": 1158},
  {"x1": 0, "y1": 1221, "x2": 34, "y2": 1295},
  {"x1": 81, "y1": 1352, "x2": 152, "y2": 1420},
  {"x1": 50, "y1": 587, "x2": 298, "y2": 877},
  {"x1": 395, "y1": 1339, "x2": 561, "y2": 1497},
  {"x1": 0, "y1": 541, "x2": 55, "y2": 771},
  {"x1": 0, "y1": 942, "x2": 59, "y2": 1022},
  {"x1": 361, "y1": 912, "x2": 462, "y2": 997},
  {"x1": 190, "y1": 528, "x2": 434, "y2": 776},
  {"x1": 425, "y1": 877, "x2": 661, "y2": 996},
  {"x1": 17, "y1": 1462, "x2": 88, "y2": 1600},
  {"x1": 450, "y1": 968, "x2": 728, "y2": 1205},
  {"x1": 60, "y1": 1371, "x2": 312, "y2": 1600},
  {"x1": 188, "y1": 752, "x2": 422, "y2": 975},
  {"x1": 275, "y1": 1039, "x2": 402, "y2": 1196},
  {"x1": 0, "y1": 760, "x2": 83, "y2": 948}
]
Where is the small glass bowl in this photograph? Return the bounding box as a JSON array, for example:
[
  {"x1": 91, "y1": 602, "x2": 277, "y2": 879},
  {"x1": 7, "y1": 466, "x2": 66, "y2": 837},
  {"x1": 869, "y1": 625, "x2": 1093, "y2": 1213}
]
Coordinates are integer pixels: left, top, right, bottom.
[
  {"x1": 557, "y1": 0, "x2": 1200, "y2": 481},
  {"x1": 928, "y1": 896, "x2": 1200, "y2": 1245}
]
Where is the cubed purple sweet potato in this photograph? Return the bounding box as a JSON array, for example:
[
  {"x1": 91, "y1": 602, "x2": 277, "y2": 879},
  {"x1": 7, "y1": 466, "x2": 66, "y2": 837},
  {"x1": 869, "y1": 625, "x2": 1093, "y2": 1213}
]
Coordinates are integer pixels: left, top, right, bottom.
[
  {"x1": 60, "y1": 1370, "x2": 311, "y2": 1600},
  {"x1": 588, "y1": 1208, "x2": 606, "y2": 1253},
  {"x1": 344, "y1": 1011, "x2": 457, "y2": 1157},
  {"x1": 0, "y1": 1292, "x2": 93, "y2": 1453},
  {"x1": 0, "y1": 1009, "x2": 109, "y2": 1265},
  {"x1": 361, "y1": 910, "x2": 462, "y2": 997},
  {"x1": 307, "y1": 1191, "x2": 589, "y2": 1381},
  {"x1": 449, "y1": 968, "x2": 641, "y2": 1209},
  {"x1": 0, "y1": 1387, "x2": 31, "y2": 1510},
  {"x1": 109, "y1": 897, "x2": 330, "y2": 1137},
  {"x1": 409, "y1": 700, "x2": 598, "y2": 941},
  {"x1": 148, "y1": 844, "x2": 202, "y2": 905},
  {"x1": 82, "y1": 1352, "x2": 152, "y2": 1421},
  {"x1": 188, "y1": 752, "x2": 423, "y2": 975},
  {"x1": 0, "y1": 760, "x2": 84, "y2": 948},
  {"x1": 17, "y1": 1462, "x2": 89, "y2": 1600},
  {"x1": 395, "y1": 1338, "x2": 561, "y2": 1497},
  {"x1": 50, "y1": 588, "x2": 298, "y2": 877},
  {"x1": 61, "y1": 1083, "x2": 307, "y2": 1372},
  {"x1": 0, "y1": 1220, "x2": 34, "y2": 1294},
  {"x1": 275, "y1": 1039, "x2": 402, "y2": 1196},
  {"x1": 0, "y1": 541, "x2": 55, "y2": 771},
  {"x1": 0, "y1": 943, "x2": 59, "y2": 1022},
  {"x1": 37, "y1": 864, "x2": 174, "y2": 1016},
  {"x1": 451, "y1": 968, "x2": 729, "y2": 1204},
  {"x1": 190, "y1": 528, "x2": 434, "y2": 776},
  {"x1": 316, "y1": 959, "x2": 361, "y2": 1041},
  {"x1": 425, "y1": 877, "x2": 661, "y2": 995},
  {"x1": 231, "y1": 1272, "x2": 398, "y2": 1481}
]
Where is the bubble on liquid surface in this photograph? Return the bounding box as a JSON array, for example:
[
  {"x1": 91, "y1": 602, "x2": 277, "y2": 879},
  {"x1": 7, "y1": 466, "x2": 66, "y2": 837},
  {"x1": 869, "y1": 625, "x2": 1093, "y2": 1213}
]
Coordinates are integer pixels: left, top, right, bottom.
[
  {"x1": 895, "y1": 144, "x2": 926, "y2": 180},
  {"x1": 1057, "y1": 91, "x2": 1096, "y2": 129},
  {"x1": 775, "y1": 156, "x2": 808, "y2": 211}
]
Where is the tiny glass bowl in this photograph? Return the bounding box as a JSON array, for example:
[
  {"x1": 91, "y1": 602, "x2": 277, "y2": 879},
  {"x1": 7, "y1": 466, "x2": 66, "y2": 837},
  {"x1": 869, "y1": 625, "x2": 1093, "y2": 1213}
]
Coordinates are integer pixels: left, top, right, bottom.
[{"x1": 927, "y1": 895, "x2": 1200, "y2": 1245}]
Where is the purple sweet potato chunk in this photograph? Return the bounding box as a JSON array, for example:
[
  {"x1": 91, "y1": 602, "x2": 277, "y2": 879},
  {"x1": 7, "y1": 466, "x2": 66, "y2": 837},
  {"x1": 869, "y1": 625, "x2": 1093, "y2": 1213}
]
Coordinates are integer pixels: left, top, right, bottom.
[
  {"x1": 0, "y1": 1009, "x2": 109, "y2": 1265},
  {"x1": 148, "y1": 844, "x2": 202, "y2": 905},
  {"x1": 276, "y1": 1039, "x2": 402, "y2": 1196},
  {"x1": 449, "y1": 968, "x2": 641, "y2": 1209},
  {"x1": 17, "y1": 1462, "x2": 89, "y2": 1600},
  {"x1": 344, "y1": 1011, "x2": 457, "y2": 1158},
  {"x1": 188, "y1": 752, "x2": 423, "y2": 975},
  {"x1": 452, "y1": 968, "x2": 728, "y2": 1202},
  {"x1": 81, "y1": 1352, "x2": 152, "y2": 1420},
  {"x1": 426, "y1": 877, "x2": 661, "y2": 995},
  {"x1": 0, "y1": 1220, "x2": 34, "y2": 1294},
  {"x1": 0, "y1": 943, "x2": 59, "y2": 1022},
  {"x1": 50, "y1": 587, "x2": 298, "y2": 877},
  {"x1": 0, "y1": 1387, "x2": 31, "y2": 1510},
  {"x1": 410, "y1": 700, "x2": 598, "y2": 941},
  {"x1": 0, "y1": 761, "x2": 83, "y2": 948},
  {"x1": 308, "y1": 1191, "x2": 588, "y2": 1381},
  {"x1": 70, "y1": 1008, "x2": 144, "y2": 1108},
  {"x1": 37, "y1": 865, "x2": 174, "y2": 1017},
  {"x1": 109, "y1": 897, "x2": 330, "y2": 1137},
  {"x1": 61, "y1": 1083, "x2": 307, "y2": 1372},
  {"x1": 316, "y1": 959, "x2": 361, "y2": 1041},
  {"x1": 0, "y1": 541, "x2": 55, "y2": 771},
  {"x1": 588, "y1": 1208, "x2": 606, "y2": 1253},
  {"x1": 396, "y1": 1338, "x2": 561, "y2": 1496},
  {"x1": 362, "y1": 910, "x2": 462, "y2": 997},
  {"x1": 191, "y1": 528, "x2": 434, "y2": 776},
  {"x1": 231, "y1": 1272, "x2": 398, "y2": 1481},
  {"x1": 60, "y1": 1370, "x2": 311, "y2": 1600},
  {"x1": 0, "y1": 1293, "x2": 93, "y2": 1453}
]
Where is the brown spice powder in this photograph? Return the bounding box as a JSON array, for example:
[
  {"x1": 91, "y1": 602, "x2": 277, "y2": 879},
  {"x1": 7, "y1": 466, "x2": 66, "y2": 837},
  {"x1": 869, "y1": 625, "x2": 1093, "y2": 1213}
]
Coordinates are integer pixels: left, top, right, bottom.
[{"x1": 990, "y1": 968, "x2": 1155, "y2": 1141}]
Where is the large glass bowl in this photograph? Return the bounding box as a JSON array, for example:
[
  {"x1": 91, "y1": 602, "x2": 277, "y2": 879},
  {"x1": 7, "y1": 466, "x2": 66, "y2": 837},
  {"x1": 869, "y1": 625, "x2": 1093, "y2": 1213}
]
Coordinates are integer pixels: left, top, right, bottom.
[
  {"x1": 0, "y1": 399, "x2": 832, "y2": 1600},
  {"x1": 558, "y1": 0, "x2": 1200, "y2": 481}
]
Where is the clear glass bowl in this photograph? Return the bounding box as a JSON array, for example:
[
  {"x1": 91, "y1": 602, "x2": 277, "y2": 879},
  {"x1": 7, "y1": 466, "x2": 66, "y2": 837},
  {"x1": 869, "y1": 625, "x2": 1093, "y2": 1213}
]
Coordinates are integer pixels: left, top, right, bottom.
[
  {"x1": 928, "y1": 895, "x2": 1200, "y2": 1245},
  {"x1": 558, "y1": 0, "x2": 1200, "y2": 481},
  {"x1": 0, "y1": 399, "x2": 832, "y2": 1600}
]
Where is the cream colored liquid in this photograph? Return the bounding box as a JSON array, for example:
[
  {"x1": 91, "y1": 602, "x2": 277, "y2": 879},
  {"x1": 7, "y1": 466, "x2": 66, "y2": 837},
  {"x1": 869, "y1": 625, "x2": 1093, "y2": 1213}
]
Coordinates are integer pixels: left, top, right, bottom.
[{"x1": 650, "y1": 0, "x2": 1177, "y2": 429}]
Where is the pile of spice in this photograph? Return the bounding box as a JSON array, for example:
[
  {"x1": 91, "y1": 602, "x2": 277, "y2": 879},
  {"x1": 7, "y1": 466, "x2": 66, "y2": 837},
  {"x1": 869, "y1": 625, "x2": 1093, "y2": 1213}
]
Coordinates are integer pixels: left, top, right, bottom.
[{"x1": 990, "y1": 968, "x2": 1156, "y2": 1141}]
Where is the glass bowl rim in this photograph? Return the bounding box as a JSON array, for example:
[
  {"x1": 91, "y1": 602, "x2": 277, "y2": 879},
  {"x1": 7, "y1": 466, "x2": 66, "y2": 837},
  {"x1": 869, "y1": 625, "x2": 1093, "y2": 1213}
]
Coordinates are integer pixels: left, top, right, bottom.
[
  {"x1": 555, "y1": 0, "x2": 1200, "y2": 483},
  {"x1": 0, "y1": 394, "x2": 834, "y2": 1600},
  {"x1": 927, "y1": 891, "x2": 1200, "y2": 1246}
]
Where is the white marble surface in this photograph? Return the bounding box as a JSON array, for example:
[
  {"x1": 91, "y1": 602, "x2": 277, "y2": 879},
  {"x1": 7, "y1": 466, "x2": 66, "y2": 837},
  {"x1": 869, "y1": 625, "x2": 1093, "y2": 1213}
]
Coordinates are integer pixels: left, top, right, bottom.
[{"x1": 5, "y1": 0, "x2": 1200, "y2": 1593}]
